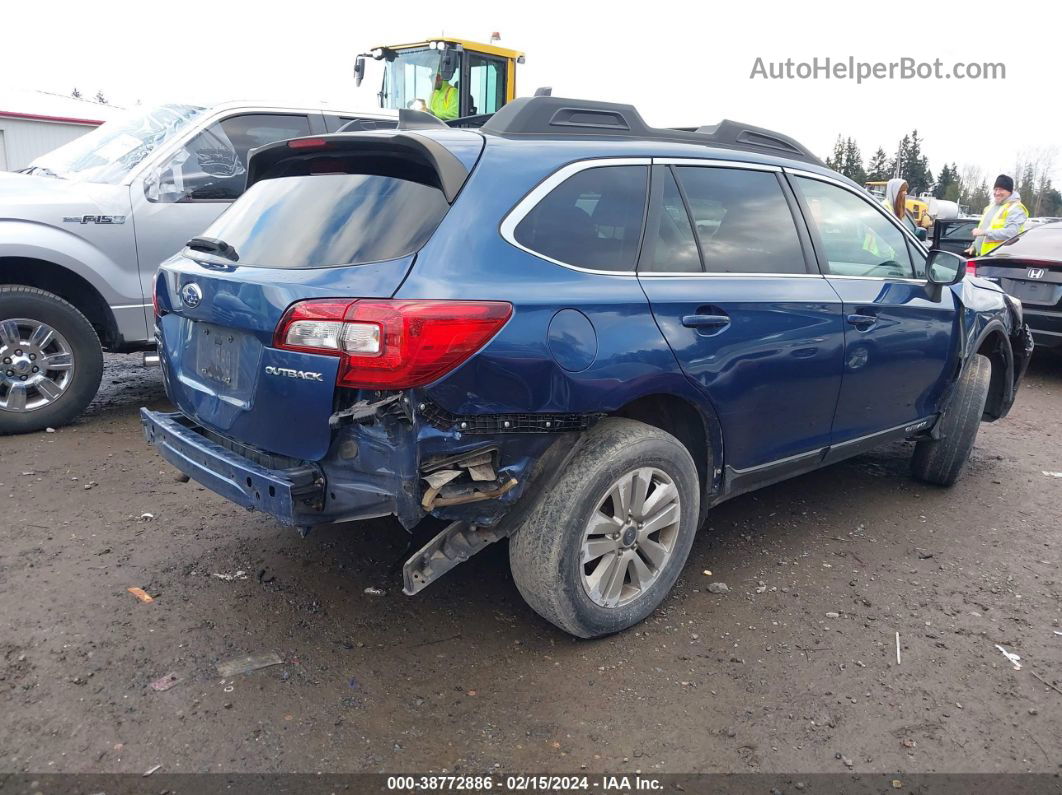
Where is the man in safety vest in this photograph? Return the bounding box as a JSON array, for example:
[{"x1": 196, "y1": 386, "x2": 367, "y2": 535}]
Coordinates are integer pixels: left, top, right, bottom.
[
  {"x1": 967, "y1": 174, "x2": 1028, "y2": 256},
  {"x1": 429, "y1": 72, "x2": 459, "y2": 121}
]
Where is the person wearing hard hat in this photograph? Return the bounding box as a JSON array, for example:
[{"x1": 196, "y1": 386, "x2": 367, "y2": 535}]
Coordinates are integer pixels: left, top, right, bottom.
[
  {"x1": 967, "y1": 175, "x2": 1028, "y2": 256},
  {"x1": 429, "y1": 72, "x2": 459, "y2": 121}
]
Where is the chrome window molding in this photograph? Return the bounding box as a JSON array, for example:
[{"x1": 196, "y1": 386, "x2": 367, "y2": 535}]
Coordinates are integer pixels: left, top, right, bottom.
[
  {"x1": 638, "y1": 271, "x2": 824, "y2": 279},
  {"x1": 652, "y1": 158, "x2": 782, "y2": 172},
  {"x1": 501, "y1": 157, "x2": 813, "y2": 277}
]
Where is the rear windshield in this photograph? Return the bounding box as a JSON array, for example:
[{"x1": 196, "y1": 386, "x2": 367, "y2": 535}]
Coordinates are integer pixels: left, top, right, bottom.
[
  {"x1": 990, "y1": 223, "x2": 1062, "y2": 260},
  {"x1": 197, "y1": 173, "x2": 449, "y2": 268}
]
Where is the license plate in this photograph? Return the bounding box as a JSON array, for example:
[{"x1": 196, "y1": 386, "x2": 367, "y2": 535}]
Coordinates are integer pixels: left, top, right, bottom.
[
  {"x1": 195, "y1": 323, "x2": 240, "y2": 388},
  {"x1": 1007, "y1": 280, "x2": 1060, "y2": 305}
]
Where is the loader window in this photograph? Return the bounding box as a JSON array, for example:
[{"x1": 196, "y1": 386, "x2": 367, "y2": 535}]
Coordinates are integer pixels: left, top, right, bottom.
[{"x1": 468, "y1": 54, "x2": 506, "y2": 115}]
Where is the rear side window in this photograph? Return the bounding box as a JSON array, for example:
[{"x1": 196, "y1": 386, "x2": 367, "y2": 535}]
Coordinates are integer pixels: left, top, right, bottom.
[
  {"x1": 514, "y1": 166, "x2": 648, "y2": 272},
  {"x1": 674, "y1": 167, "x2": 807, "y2": 274},
  {"x1": 197, "y1": 173, "x2": 449, "y2": 268}
]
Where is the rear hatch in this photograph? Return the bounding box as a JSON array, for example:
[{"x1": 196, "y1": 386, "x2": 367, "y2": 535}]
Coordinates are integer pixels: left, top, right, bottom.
[
  {"x1": 155, "y1": 130, "x2": 483, "y2": 461},
  {"x1": 975, "y1": 223, "x2": 1062, "y2": 309}
]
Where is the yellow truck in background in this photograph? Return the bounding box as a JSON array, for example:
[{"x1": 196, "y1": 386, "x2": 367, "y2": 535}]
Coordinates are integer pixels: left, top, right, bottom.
[{"x1": 356, "y1": 37, "x2": 525, "y2": 121}]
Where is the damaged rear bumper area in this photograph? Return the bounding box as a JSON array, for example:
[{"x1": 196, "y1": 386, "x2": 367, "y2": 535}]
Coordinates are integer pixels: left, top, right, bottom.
[
  {"x1": 141, "y1": 409, "x2": 326, "y2": 527},
  {"x1": 143, "y1": 399, "x2": 591, "y2": 565}
]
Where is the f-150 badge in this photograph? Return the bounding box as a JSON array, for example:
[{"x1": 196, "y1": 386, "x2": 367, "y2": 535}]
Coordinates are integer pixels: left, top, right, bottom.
[{"x1": 63, "y1": 215, "x2": 127, "y2": 224}]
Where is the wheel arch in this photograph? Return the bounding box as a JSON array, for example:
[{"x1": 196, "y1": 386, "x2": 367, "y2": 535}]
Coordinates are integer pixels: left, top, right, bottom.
[
  {"x1": 610, "y1": 391, "x2": 723, "y2": 517},
  {"x1": 0, "y1": 257, "x2": 120, "y2": 349},
  {"x1": 971, "y1": 323, "x2": 1014, "y2": 421}
]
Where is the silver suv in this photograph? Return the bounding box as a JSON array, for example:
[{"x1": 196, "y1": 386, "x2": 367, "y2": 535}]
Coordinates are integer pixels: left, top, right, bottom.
[{"x1": 0, "y1": 101, "x2": 395, "y2": 433}]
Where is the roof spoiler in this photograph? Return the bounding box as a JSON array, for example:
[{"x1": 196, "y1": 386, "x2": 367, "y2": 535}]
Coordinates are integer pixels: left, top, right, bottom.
[
  {"x1": 246, "y1": 132, "x2": 470, "y2": 203},
  {"x1": 479, "y1": 96, "x2": 823, "y2": 165}
]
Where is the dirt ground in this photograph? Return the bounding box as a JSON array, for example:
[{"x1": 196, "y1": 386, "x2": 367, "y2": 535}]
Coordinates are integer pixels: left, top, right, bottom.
[{"x1": 1, "y1": 352, "x2": 1060, "y2": 776}]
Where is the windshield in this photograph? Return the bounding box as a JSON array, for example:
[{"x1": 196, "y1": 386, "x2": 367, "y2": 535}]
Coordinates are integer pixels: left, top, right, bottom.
[
  {"x1": 26, "y1": 104, "x2": 206, "y2": 183},
  {"x1": 381, "y1": 48, "x2": 447, "y2": 112}
]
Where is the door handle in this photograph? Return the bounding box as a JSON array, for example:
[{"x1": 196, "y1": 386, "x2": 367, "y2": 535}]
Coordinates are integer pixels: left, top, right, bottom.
[
  {"x1": 845, "y1": 313, "x2": 877, "y2": 329},
  {"x1": 681, "y1": 313, "x2": 730, "y2": 329}
]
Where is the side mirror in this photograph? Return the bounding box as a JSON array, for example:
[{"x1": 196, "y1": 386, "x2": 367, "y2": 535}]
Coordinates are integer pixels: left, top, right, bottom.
[
  {"x1": 925, "y1": 249, "x2": 967, "y2": 301},
  {"x1": 916, "y1": 227, "x2": 927, "y2": 241},
  {"x1": 354, "y1": 56, "x2": 366, "y2": 87}
]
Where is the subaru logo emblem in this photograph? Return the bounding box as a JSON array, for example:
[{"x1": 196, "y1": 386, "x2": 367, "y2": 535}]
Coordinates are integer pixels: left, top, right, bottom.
[
  {"x1": 1027, "y1": 268, "x2": 1046, "y2": 280},
  {"x1": 181, "y1": 283, "x2": 203, "y2": 308}
]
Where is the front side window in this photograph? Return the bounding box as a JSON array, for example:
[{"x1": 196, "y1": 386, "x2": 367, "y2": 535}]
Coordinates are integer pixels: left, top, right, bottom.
[
  {"x1": 514, "y1": 166, "x2": 648, "y2": 272},
  {"x1": 796, "y1": 176, "x2": 915, "y2": 278},
  {"x1": 676, "y1": 167, "x2": 806, "y2": 274},
  {"x1": 147, "y1": 114, "x2": 311, "y2": 203}
]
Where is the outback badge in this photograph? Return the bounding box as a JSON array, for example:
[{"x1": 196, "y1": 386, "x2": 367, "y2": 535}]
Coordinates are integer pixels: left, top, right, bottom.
[{"x1": 264, "y1": 366, "x2": 324, "y2": 382}]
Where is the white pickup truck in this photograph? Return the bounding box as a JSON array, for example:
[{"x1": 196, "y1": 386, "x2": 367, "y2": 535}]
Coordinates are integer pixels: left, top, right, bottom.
[{"x1": 0, "y1": 101, "x2": 395, "y2": 433}]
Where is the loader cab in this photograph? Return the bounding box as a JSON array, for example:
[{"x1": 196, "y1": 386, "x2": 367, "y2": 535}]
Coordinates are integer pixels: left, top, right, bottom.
[{"x1": 356, "y1": 38, "x2": 524, "y2": 121}]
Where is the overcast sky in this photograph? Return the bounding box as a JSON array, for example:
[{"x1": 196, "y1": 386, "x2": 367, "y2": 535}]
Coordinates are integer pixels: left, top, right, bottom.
[{"x1": 5, "y1": 0, "x2": 1060, "y2": 186}]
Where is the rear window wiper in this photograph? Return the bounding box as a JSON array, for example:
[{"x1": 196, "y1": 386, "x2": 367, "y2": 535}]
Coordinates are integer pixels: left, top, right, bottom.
[{"x1": 186, "y1": 236, "x2": 239, "y2": 262}]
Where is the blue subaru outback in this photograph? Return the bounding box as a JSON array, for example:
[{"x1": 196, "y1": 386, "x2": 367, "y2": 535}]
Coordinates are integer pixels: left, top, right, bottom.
[{"x1": 142, "y1": 97, "x2": 1032, "y2": 637}]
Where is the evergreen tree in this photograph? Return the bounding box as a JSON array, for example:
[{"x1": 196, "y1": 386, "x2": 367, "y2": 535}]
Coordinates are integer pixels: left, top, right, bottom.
[
  {"x1": 1017, "y1": 163, "x2": 1036, "y2": 203},
  {"x1": 71, "y1": 87, "x2": 82, "y2": 99},
  {"x1": 825, "y1": 135, "x2": 845, "y2": 172},
  {"x1": 941, "y1": 162, "x2": 961, "y2": 202},
  {"x1": 970, "y1": 180, "x2": 990, "y2": 213},
  {"x1": 841, "y1": 138, "x2": 866, "y2": 184},
  {"x1": 866, "y1": 148, "x2": 890, "y2": 181},
  {"x1": 887, "y1": 135, "x2": 911, "y2": 180},
  {"x1": 904, "y1": 130, "x2": 932, "y2": 195}
]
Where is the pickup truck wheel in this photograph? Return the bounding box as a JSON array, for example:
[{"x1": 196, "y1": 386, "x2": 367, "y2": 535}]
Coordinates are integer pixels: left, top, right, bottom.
[
  {"x1": 911, "y1": 353, "x2": 991, "y2": 487},
  {"x1": 509, "y1": 418, "x2": 700, "y2": 638},
  {"x1": 0, "y1": 287, "x2": 103, "y2": 435}
]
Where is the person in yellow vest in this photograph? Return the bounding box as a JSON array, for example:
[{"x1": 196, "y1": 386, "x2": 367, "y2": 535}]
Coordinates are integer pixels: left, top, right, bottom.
[
  {"x1": 967, "y1": 174, "x2": 1028, "y2": 256},
  {"x1": 429, "y1": 72, "x2": 459, "y2": 121}
]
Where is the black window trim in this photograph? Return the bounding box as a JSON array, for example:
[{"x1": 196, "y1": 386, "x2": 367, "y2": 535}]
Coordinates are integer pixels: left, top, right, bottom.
[{"x1": 783, "y1": 167, "x2": 930, "y2": 284}]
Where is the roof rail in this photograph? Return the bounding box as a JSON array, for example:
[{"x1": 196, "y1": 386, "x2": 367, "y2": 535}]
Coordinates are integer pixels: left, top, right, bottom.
[{"x1": 479, "y1": 96, "x2": 823, "y2": 166}]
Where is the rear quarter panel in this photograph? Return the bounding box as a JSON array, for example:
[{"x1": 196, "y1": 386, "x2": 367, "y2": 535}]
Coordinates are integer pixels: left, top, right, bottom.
[{"x1": 395, "y1": 141, "x2": 695, "y2": 418}]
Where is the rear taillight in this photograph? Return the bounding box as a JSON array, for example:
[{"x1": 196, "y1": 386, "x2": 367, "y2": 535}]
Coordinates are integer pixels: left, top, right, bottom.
[
  {"x1": 965, "y1": 260, "x2": 978, "y2": 275},
  {"x1": 274, "y1": 299, "x2": 513, "y2": 389}
]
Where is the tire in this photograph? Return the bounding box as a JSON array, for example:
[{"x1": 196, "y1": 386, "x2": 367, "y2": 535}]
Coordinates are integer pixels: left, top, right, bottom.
[
  {"x1": 509, "y1": 418, "x2": 700, "y2": 638},
  {"x1": 0, "y1": 286, "x2": 103, "y2": 435},
  {"x1": 911, "y1": 353, "x2": 991, "y2": 487}
]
